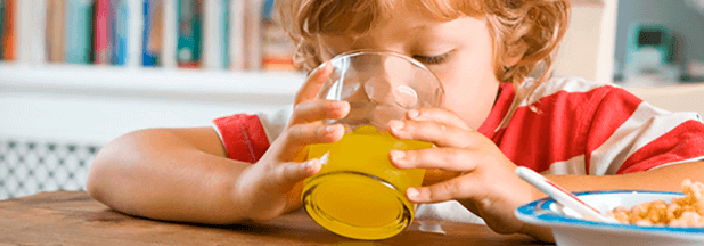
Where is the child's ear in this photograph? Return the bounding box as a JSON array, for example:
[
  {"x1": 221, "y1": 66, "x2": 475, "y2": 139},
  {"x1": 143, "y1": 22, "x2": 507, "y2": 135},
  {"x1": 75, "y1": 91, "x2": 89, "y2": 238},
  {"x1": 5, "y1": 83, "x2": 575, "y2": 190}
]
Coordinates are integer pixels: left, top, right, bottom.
[{"x1": 506, "y1": 40, "x2": 529, "y2": 67}]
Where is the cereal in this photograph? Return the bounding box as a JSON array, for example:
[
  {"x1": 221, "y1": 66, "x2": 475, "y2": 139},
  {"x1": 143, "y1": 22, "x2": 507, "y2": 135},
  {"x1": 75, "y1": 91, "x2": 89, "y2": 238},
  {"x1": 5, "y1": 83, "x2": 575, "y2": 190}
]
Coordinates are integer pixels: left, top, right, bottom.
[{"x1": 607, "y1": 179, "x2": 704, "y2": 226}]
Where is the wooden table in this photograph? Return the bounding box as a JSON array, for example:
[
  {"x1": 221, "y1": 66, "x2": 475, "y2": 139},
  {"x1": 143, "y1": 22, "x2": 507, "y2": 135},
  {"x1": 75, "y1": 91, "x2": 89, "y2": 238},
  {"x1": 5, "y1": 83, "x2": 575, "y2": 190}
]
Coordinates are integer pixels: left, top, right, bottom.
[{"x1": 0, "y1": 191, "x2": 552, "y2": 245}]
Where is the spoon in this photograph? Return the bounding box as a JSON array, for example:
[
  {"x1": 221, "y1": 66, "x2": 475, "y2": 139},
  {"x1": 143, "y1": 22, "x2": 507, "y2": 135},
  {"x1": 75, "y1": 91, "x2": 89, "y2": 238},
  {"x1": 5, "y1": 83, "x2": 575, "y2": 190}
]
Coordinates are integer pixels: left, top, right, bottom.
[{"x1": 516, "y1": 166, "x2": 617, "y2": 223}]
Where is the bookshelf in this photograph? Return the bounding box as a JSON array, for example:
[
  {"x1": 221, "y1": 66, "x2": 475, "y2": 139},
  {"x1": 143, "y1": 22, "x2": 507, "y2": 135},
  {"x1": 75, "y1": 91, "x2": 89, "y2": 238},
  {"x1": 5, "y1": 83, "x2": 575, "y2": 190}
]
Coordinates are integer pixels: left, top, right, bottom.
[{"x1": 0, "y1": 0, "x2": 303, "y2": 143}]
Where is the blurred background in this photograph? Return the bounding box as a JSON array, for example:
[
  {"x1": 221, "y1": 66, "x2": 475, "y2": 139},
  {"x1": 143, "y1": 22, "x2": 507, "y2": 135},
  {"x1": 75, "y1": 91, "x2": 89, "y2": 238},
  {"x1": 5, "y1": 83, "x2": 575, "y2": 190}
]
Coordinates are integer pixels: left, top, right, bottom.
[{"x1": 0, "y1": 0, "x2": 703, "y2": 200}]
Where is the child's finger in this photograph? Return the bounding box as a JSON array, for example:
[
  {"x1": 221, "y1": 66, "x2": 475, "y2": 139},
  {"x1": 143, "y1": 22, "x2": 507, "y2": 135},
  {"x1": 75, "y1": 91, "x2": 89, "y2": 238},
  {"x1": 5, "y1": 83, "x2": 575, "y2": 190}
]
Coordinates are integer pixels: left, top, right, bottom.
[
  {"x1": 406, "y1": 107, "x2": 471, "y2": 131},
  {"x1": 285, "y1": 122, "x2": 345, "y2": 145},
  {"x1": 289, "y1": 99, "x2": 350, "y2": 126},
  {"x1": 390, "y1": 147, "x2": 481, "y2": 172},
  {"x1": 277, "y1": 159, "x2": 322, "y2": 185},
  {"x1": 389, "y1": 120, "x2": 484, "y2": 148},
  {"x1": 406, "y1": 177, "x2": 479, "y2": 204},
  {"x1": 294, "y1": 61, "x2": 333, "y2": 106}
]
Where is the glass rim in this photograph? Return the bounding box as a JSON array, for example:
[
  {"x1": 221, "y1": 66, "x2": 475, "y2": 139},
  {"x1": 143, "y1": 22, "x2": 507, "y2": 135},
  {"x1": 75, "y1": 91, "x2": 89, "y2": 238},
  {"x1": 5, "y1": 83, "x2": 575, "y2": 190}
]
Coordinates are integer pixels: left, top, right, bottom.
[{"x1": 328, "y1": 49, "x2": 445, "y2": 95}]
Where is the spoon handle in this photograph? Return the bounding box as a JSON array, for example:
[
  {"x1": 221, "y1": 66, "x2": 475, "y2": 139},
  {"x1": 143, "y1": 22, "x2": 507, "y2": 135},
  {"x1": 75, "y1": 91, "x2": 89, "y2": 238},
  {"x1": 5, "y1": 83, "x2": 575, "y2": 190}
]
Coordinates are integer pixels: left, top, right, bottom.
[{"x1": 516, "y1": 166, "x2": 616, "y2": 222}]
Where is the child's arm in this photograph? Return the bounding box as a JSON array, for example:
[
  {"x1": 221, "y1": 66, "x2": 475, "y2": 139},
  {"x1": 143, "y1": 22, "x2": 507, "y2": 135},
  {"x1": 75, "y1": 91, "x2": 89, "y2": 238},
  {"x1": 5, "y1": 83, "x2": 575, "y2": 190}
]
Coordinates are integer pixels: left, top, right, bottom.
[
  {"x1": 387, "y1": 107, "x2": 704, "y2": 242},
  {"x1": 87, "y1": 127, "x2": 264, "y2": 224},
  {"x1": 87, "y1": 62, "x2": 346, "y2": 224}
]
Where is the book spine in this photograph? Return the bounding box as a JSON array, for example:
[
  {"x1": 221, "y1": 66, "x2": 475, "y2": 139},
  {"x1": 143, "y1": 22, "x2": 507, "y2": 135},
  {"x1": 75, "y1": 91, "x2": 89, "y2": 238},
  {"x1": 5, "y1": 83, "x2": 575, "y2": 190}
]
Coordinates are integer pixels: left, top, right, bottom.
[
  {"x1": 18, "y1": 0, "x2": 48, "y2": 64},
  {"x1": 2, "y1": 0, "x2": 16, "y2": 60},
  {"x1": 162, "y1": 0, "x2": 176, "y2": 68},
  {"x1": 113, "y1": 0, "x2": 129, "y2": 66},
  {"x1": 220, "y1": 0, "x2": 230, "y2": 69},
  {"x1": 260, "y1": 0, "x2": 296, "y2": 72},
  {"x1": 176, "y1": 0, "x2": 202, "y2": 68},
  {"x1": 106, "y1": 0, "x2": 116, "y2": 64},
  {"x1": 203, "y1": 0, "x2": 224, "y2": 69},
  {"x1": 95, "y1": 0, "x2": 109, "y2": 64},
  {"x1": 65, "y1": 0, "x2": 93, "y2": 64},
  {"x1": 88, "y1": 1, "x2": 97, "y2": 64},
  {"x1": 0, "y1": 0, "x2": 5, "y2": 59},
  {"x1": 46, "y1": 0, "x2": 66, "y2": 63},
  {"x1": 126, "y1": 0, "x2": 142, "y2": 68},
  {"x1": 245, "y1": 0, "x2": 262, "y2": 71},
  {"x1": 228, "y1": 0, "x2": 245, "y2": 71},
  {"x1": 141, "y1": 0, "x2": 152, "y2": 66}
]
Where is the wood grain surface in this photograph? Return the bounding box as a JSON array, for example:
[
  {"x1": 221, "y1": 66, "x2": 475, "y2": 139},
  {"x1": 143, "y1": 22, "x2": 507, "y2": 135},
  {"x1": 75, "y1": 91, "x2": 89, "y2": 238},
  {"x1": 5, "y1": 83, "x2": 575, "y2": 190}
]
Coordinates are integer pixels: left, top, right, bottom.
[{"x1": 0, "y1": 191, "x2": 552, "y2": 246}]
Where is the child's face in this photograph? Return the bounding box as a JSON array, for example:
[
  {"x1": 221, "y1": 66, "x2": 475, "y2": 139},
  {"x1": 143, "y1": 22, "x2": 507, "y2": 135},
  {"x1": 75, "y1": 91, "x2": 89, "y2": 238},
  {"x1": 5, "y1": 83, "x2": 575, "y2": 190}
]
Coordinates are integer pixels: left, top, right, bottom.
[{"x1": 316, "y1": 8, "x2": 501, "y2": 130}]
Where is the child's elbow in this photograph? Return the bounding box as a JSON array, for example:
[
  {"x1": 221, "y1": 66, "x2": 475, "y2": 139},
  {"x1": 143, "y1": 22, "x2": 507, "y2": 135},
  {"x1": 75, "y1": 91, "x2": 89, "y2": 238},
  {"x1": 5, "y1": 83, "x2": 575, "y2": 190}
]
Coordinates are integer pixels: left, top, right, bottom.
[{"x1": 85, "y1": 130, "x2": 145, "y2": 202}]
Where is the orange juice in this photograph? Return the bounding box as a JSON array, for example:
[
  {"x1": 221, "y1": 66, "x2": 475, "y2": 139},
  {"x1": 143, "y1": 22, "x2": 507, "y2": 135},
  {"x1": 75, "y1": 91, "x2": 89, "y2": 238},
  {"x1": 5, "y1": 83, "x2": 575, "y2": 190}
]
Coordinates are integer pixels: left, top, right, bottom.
[{"x1": 300, "y1": 125, "x2": 431, "y2": 240}]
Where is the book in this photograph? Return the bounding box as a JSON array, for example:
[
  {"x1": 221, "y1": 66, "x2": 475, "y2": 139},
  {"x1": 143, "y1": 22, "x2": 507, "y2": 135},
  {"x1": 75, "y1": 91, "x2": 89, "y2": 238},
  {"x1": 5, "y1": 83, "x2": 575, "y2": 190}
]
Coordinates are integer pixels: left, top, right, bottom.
[
  {"x1": 2, "y1": 0, "x2": 16, "y2": 61},
  {"x1": 46, "y1": 0, "x2": 66, "y2": 63},
  {"x1": 0, "y1": 0, "x2": 5, "y2": 59},
  {"x1": 220, "y1": 0, "x2": 230, "y2": 69},
  {"x1": 112, "y1": 0, "x2": 129, "y2": 65},
  {"x1": 244, "y1": 0, "x2": 261, "y2": 70},
  {"x1": 65, "y1": 0, "x2": 93, "y2": 64},
  {"x1": 203, "y1": 0, "x2": 228, "y2": 69},
  {"x1": 88, "y1": 1, "x2": 97, "y2": 64},
  {"x1": 126, "y1": 0, "x2": 142, "y2": 68},
  {"x1": 260, "y1": 0, "x2": 296, "y2": 71},
  {"x1": 18, "y1": 0, "x2": 48, "y2": 64},
  {"x1": 95, "y1": 0, "x2": 109, "y2": 64},
  {"x1": 142, "y1": 0, "x2": 164, "y2": 67},
  {"x1": 228, "y1": 0, "x2": 245, "y2": 70},
  {"x1": 176, "y1": 0, "x2": 203, "y2": 68},
  {"x1": 161, "y1": 0, "x2": 177, "y2": 68}
]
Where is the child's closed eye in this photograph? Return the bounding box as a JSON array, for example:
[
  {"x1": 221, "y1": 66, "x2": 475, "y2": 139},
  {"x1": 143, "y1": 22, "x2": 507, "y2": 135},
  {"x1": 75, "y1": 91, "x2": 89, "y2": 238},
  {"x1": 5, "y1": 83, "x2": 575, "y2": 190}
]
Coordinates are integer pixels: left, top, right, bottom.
[{"x1": 413, "y1": 52, "x2": 451, "y2": 65}]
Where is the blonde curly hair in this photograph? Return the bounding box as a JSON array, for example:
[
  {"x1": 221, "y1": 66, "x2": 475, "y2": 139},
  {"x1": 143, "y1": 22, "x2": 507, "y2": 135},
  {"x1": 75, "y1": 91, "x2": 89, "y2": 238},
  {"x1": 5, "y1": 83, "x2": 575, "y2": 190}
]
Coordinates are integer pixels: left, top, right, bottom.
[{"x1": 276, "y1": 0, "x2": 571, "y2": 92}]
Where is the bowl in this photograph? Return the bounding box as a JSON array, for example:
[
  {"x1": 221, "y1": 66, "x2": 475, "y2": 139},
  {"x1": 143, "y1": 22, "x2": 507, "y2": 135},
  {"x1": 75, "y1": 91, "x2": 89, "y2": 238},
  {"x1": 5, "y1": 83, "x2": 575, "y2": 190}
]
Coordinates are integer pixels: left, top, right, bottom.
[{"x1": 515, "y1": 190, "x2": 704, "y2": 246}]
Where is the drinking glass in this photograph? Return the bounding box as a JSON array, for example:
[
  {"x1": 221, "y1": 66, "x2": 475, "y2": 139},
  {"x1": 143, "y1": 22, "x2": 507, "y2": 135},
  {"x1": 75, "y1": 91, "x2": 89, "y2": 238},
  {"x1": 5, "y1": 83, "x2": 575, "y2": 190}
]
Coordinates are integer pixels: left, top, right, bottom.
[{"x1": 298, "y1": 50, "x2": 444, "y2": 240}]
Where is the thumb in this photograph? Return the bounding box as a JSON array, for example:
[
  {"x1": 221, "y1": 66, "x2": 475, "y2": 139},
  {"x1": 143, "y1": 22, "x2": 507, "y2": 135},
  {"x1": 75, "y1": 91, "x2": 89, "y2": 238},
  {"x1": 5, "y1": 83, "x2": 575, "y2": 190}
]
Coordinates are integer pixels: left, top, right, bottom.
[{"x1": 276, "y1": 158, "x2": 322, "y2": 186}]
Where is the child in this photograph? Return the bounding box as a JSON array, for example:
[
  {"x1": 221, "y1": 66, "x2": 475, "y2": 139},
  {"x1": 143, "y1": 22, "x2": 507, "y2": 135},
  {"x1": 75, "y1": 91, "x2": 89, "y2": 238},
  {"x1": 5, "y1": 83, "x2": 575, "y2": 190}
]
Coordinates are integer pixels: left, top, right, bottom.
[{"x1": 87, "y1": 0, "x2": 704, "y2": 241}]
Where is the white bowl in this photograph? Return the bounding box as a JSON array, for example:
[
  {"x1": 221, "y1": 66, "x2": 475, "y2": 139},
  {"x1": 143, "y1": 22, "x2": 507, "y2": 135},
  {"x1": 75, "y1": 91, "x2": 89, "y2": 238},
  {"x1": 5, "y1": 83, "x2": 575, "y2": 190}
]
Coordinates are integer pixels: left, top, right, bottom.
[{"x1": 515, "y1": 190, "x2": 704, "y2": 246}]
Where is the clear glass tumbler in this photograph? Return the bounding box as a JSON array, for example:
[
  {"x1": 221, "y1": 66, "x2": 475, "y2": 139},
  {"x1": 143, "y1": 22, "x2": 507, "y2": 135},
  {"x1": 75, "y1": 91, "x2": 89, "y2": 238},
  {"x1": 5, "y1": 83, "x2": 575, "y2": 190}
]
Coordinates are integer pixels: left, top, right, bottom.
[{"x1": 299, "y1": 50, "x2": 444, "y2": 240}]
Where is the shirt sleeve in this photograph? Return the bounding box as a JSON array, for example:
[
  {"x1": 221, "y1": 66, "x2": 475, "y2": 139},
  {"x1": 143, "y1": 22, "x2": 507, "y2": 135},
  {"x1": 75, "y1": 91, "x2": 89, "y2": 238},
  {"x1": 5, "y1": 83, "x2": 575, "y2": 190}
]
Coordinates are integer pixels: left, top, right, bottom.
[
  {"x1": 585, "y1": 87, "x2": 704, "y2": 175},
  {"x1": 212, "y1": 107, "x2": 293, "y2": 163}
]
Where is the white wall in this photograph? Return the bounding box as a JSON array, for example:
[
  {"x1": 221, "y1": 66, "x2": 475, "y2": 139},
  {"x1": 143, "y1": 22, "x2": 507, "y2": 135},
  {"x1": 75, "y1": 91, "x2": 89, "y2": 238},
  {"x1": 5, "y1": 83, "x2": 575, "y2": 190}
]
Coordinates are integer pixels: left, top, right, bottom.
[{"x1": 553, "y1": 0, "x2": 618, "y2": 83}]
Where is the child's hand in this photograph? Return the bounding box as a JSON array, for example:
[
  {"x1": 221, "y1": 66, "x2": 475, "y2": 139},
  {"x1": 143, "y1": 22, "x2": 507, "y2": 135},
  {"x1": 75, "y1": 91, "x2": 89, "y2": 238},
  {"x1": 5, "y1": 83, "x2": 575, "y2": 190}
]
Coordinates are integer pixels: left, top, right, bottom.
[
  {"x1": 388, "y1": 107, "x2": 535, "y2": 235},
  {"x1": 235, "y1": 62, "x2": 350, "y2": 221}
]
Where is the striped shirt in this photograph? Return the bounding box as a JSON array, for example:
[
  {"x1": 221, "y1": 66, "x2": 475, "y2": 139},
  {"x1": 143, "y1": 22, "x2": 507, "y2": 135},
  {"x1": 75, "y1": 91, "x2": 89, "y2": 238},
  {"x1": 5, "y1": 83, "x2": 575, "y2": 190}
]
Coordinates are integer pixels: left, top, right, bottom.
[{"x1": 212, "y1": 77, "x2": 704, "y2": 223}]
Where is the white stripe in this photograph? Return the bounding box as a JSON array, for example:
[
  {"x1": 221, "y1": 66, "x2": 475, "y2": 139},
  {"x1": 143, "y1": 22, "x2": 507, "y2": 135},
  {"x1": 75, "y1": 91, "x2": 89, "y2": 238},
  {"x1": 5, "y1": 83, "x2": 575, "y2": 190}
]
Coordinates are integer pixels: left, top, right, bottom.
[
  {"x1": 543, "y1": 155, "x2": 587, "y2": 175},
  {"x1": 497, "y1": 77, "x2": 613, "y2": 131},
  {"x1": 211, "y1": 122, "x2": 226, "y2": 148},
  {"x1": 590, "y1": 102, "x2": 698, "y2": 175},
  {"x1": 257, "y1": 106, "x2": 294, "y2": 145},
  {"x1": 518, "y1": 76, "x2": 612, "y2": 108}
]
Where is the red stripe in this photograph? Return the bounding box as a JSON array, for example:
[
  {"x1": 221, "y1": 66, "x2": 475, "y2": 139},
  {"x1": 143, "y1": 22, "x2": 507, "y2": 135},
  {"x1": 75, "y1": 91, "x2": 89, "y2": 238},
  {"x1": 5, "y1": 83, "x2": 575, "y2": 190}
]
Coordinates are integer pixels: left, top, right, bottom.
[
  {"x1": 583, "y1": 88, "x2": 642, "y2": 174},
  {"x1": 617, "y1": 120, "x2": 704, "y2": 174},
  {"x1": 489, "y1": 87, "x2": 619, "y2": 173},
  {"x1": 213, "y1": 114, "x2": 271, "y2": 164}
]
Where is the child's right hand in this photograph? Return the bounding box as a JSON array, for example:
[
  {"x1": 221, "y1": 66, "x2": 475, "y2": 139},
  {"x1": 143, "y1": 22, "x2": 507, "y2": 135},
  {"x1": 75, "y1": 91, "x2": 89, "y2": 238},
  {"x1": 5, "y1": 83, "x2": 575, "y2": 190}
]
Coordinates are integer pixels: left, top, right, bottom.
[{"x1": 234, "y1": 62, "x2": 350, "y2": 222}]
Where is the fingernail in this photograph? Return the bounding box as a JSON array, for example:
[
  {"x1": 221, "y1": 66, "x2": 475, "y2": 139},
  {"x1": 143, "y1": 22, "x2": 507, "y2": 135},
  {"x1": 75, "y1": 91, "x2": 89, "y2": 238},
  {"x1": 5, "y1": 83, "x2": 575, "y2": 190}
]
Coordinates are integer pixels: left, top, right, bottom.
[
  {"x1": 390, "y1": 150, "x2": 405, "y2": 163},
  {"x1": 388, "y1": 120, "x2": 404, "y2": 132},
  {"x1": 325, "y1": 125, "x2": 337, "y2": 134},
  {"x1": 407, "y1": 188, "x2": 419, "y2": 198},
  {"x1": 301, "y1": 160, "x2": 313, "y2": 170},
  {"x1": 408, "y1": 109, "x2": 420, "y2": 119},
  {"x1": 333, "y1": 100, "x2": 348, "y2": 109}
]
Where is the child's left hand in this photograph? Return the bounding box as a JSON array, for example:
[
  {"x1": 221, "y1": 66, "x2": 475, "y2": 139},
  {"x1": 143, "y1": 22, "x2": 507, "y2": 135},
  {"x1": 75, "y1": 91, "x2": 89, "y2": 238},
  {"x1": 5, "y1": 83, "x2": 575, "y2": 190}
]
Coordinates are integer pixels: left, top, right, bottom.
[{"x1": 388, "y1": 107, "x2": 535, "y2": 236}]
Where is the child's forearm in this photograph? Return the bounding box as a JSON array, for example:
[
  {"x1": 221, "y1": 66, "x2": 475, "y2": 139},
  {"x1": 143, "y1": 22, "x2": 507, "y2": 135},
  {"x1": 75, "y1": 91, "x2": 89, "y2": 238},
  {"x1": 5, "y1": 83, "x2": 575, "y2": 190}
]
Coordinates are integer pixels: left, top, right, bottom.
[
  {"x1": 86, "y1": 129, "x2": 255, "y2": 224},
  {"x1": 537, "y1": 161, "x2": 704, "y2": 200}
]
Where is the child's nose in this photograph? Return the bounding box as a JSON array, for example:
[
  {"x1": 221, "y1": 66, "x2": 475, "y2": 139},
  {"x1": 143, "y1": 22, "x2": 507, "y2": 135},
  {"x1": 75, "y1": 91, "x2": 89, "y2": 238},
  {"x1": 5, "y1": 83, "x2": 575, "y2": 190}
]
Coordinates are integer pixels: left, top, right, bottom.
[{"x1": 359, "y1": 56, "x2": 419, "y2": 108}]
